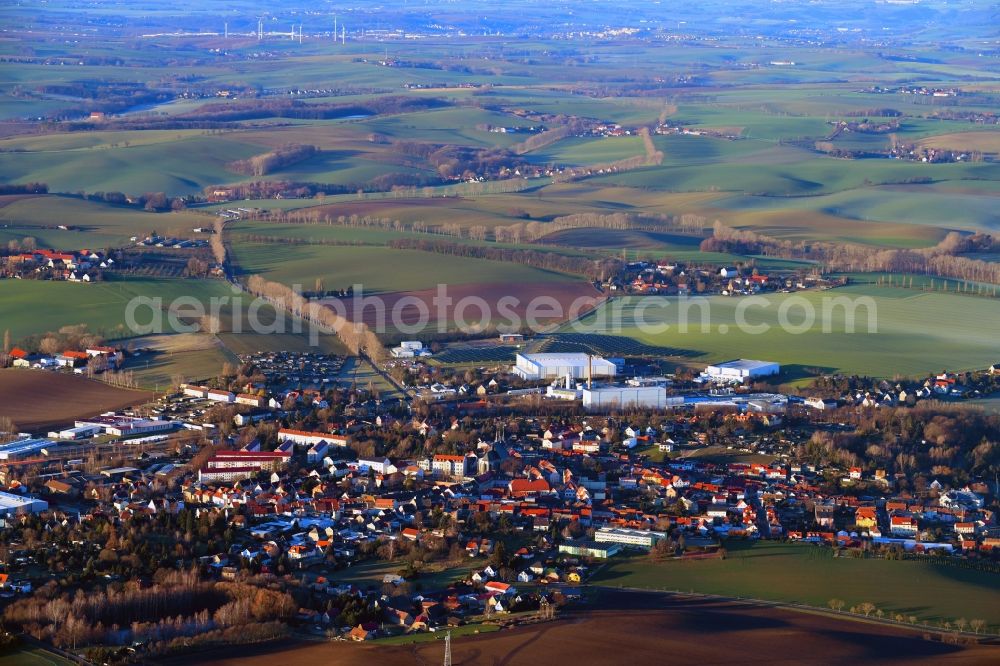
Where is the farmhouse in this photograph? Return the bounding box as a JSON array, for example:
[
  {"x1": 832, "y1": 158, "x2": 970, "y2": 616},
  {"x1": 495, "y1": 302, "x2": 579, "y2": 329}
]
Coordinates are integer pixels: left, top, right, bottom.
[
  {"x1": 56, "y1": 351, "x2": 90, "y2": 368},
  {"x1": 513, "y1": 353, "x2": 616, "y2": 381}
]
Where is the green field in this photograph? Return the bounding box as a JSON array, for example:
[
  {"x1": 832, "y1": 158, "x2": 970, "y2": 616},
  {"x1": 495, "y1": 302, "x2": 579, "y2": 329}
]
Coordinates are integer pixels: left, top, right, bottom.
[
  {"x1": 375, "y1": 623, "x2": 500, "y2": 645},
  {"x1": 0, "y1": 3, "x2": 998, "y2": 388},
  {"x1": 0, "y1": 646, "x2": 75, "y2": 666},
  {"x1": 569, "y1": 286, "x2": 1000, "y2": 378},
  {"x1": 0, "y1": 277, "x2": 235, "y2": 343},
  {"x1": 0, "y1": 134, "x2": 262, "y2": 196},
  {"x1": 324, "y1": 556, "x2": 473, "y2": 591},
  {"x1": 591, "y1": 541, "x2": 1000, "y2": 627},
  {"x1": 127, "y1": 344, "x2": 235, "y2": 391},
  {"x1": 0, "y1": 195, "x2": 212, "y2": 248},
  {"x1": 230, "y1": 242, "x2": 580, "y2": 293}
]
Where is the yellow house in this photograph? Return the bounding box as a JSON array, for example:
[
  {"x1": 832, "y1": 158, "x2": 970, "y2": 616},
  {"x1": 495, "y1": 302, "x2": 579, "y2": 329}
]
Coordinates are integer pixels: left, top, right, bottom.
[{"x1": 855, "y1": 506, "x2": 878, "y2": 530}]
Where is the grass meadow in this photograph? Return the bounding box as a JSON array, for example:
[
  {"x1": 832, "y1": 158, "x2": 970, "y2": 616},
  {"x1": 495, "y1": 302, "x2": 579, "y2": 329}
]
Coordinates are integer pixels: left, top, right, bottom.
[
  {"x1": 0, "y1": 277, "x2": 234, "y2": 343},
  {"x1": 591, "y1": 541, "x2": 1000, "y2": 627},
  {"x1": 229, "y1": 242, "x2": 580, "y2": 293},
  {"x1": 569, "y1": 286, "x2": 1000, "y2": 378},
  {"x1": 0, "y1": 195, "x2": 213, "y2": 247}
]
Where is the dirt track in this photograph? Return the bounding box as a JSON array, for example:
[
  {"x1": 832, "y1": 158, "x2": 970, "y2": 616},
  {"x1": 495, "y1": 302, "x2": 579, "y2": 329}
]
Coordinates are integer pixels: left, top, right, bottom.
[
  {"x1": 170, "y1": 590, "x2": 999, "y2": 666},
  {"x1": 0, "y1": 369, "x2": 151, "y2": 432}
]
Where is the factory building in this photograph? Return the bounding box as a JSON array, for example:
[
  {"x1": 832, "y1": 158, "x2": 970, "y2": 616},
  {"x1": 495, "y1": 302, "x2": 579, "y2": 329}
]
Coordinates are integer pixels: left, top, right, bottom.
[
  {"x1": 0, "y1": 491, "x2": 48, "y2": 516},
  {"x1": 702, "y1": 359, "x2": 780, "y2": 382},
  {"x1": 512, "y1": 353, "x2": 616, "y2": 381},
  {"x1": 582, "y1": 386, "x2": 683, "y2": 411}
]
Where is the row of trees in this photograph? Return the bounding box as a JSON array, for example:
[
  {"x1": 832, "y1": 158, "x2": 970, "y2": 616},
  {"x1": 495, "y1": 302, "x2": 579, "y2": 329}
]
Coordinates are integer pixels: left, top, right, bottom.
[
  {"x1": 175, "y1": 95, "x2": 449, "y2": 123},
  {"x1": 826, "y1": 599, "x2": 990, "y2": 634},
  {"x1": 510, "y1": 125, "x2": 571, "y2": 155},
  {"x1": 393, "y1": 140, "x2": 529, "y2": 180},
  {"x1": 701, "y1": 222, "x2": 1000, "y2": 285},
  {"x1": 210, "y1": 217, "x2": 226, "y2": 266},
  {"x1": 243, "y1": 274, "x2": 386, "y2": 361},
  {"x1": 0, "y1": 182, "x2": 47, "y2": 195},
  {"x1": 496, "y1": 211, "x2": 707, "y2": 244},
  {"x1": 639, "y1": 126, "x2": 665, "y2": 165},
  {"x1": 4, "y1": 572, "x2": 296, "y2": 651},
  {"x1": 227, "y1": 144, "x2": 318, "y2": 177}
]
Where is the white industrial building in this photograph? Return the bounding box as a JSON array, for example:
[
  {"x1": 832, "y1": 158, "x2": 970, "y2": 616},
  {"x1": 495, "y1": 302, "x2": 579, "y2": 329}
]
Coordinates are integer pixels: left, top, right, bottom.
[
  {"x1": 48, "y1": 425, "x2": 101, "y2": 440},
  {"x1": 0, "y1": 438, "x2": 56, "y2": 461},
  {"x1": 391, "y1": 340, "x2": 431, "y2": 359},
  {"x1": 512, "y1": 353, "x2": 616, "y2": 381},
  {"x1": 594, "y1": 527, "x2": 667, "y2": 549},
  {"x1": 75, "y1": 416, "x2": 174, "y2": 437},
  {"x1": 0, "y1": 491, "x2": 48, "y2": 516},
  {"x1": 582, "y1": 385, "x2": 683, "y2": 411},
  {"x1": 703, "y1": 359, "x2": 779, "y2": 382}
]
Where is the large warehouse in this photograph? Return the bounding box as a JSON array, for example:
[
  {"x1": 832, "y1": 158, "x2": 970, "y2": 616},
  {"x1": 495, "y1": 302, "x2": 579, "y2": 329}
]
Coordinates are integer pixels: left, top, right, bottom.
[
  {"x1": 582, "y1": 385, "x2": 684, "y2": 411},
  {"x1": 512, "y1": 353, "x2": 617, "y2": 381},
  {"x1": 703, "y1": 359, "x2": 780, "y2": 382},
  {"x1": 0, "y1": 491, "x2": 48, "y2": 516}
]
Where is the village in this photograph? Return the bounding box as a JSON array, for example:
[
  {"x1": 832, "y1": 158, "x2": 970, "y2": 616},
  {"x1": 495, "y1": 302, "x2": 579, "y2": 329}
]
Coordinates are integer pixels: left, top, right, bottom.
[{"x1": 0, "y1": 337, "x2": 998, "y2": 655}]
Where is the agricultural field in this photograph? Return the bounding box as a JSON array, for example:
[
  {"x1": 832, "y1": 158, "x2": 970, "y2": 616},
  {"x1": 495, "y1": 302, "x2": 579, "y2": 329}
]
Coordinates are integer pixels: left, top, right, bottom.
[
  {"x1": 0, "y1": 133, "x2": 263, "y2": 196},
  {"x1": 591, "y1": 541, "x2": 1000, "y2": 626},
  {"x1": 0, "y1": 2, "x2": 996, "y2": 374},
  {"x1": 0, "y1": 277, "x2": 235, "y2": 344},
  {"x1": 0, "y1": 369, "x2": 151, "y2": 432},
  {"x1": 229, "y1": 242, "x2": 582, "y2": 293},
  {"x1": 0, "y1": 194, "x2": 213, "y2": 248},
  {"x1": 568, "y1": 286, "x2": 1000, "y2": 378},
  {"x1": 432, "y1": 345, "x2": 521, "y2": 365},
  {"x1": 0, "y1": 645, "x2": 76, "y2": 666},
  {"x1": 177, "y1": 588, "x2": 997, "y2": 666},
  {"x1": 123, "y1": 333, "x2": 235, "y2": 391}
]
